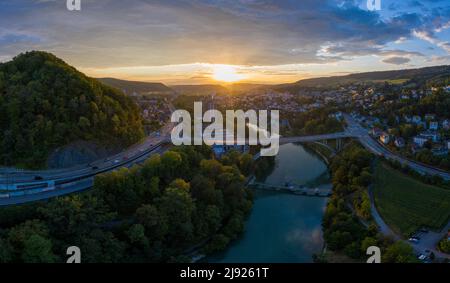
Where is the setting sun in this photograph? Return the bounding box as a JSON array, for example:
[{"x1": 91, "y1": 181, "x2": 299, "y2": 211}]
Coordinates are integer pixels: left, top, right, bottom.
[{"x1": 212, "y1": 65, "x2": 246, "y2": 83}]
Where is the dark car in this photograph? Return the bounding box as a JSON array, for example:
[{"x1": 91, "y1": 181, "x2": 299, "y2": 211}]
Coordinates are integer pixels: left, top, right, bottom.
[{"x1": 34, "y1": 176, "x2": 43, "y2": 181}]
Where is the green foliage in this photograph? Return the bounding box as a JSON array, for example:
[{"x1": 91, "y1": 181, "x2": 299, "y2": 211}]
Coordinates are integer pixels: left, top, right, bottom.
[
  {"x1": 373, "y1": 162, "x2": 450, "y2": 236},
  {"x1": 0, "y1": 146, "x2": 253, "y2": 263},
  {"x1": 21, "y1": 234, "x2": 56, "y2": 263},
  {"x1": 287, "y1": 107, "x2": 343, "y2": 135},
  {"x1": 0, "y1": 51, "x2": 144, "y2": 168},
  {"x1": 382, "y1": 241, "x2": 419, "y2": 263},
  {"x1": 438, "y1": 238, "x2": 450, "y2": 254}
]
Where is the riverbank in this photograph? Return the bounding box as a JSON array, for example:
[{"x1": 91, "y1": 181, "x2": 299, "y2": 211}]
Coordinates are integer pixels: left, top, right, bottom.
[{"x1": 207, "y1": 143, "x2": 331, "y2": 263}]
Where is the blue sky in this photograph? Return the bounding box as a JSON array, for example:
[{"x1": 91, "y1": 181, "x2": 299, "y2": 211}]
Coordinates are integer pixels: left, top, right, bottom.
[{"x1": 0, "y1": 0, "x2": 449, "y2": 84}]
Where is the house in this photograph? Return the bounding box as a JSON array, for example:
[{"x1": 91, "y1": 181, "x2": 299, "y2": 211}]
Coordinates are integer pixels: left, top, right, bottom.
[
  {"x1": 413, "y1": 135, "x2": 429, "y2": 147},
  {"x1": 447, "y1": 141, "x2": 450, "y2": 150},
  {"x1": 420, "y1": 130, "x2": 440, "y2": 142},
  {"x1": 432, "y1": 145, "x2": 448, "y2": 156},
  {"x1": 403, "y1": 115, "x2": 412, "y2": 123},
  {"x1": 425, "y1": 114, "x2": 436, "y2": 121},
  {"x1": 394, "y1": 137, "x2": 405, "y2": 148},
  {"x1": 443, "y1": 120, "x2": 450, "y2": 130},
  {"x1": 380, "y1": 133, "x2": 390, "y2": 145},
  {"x1": 401, "y1": 94, "x2": 410, "y2": 100},
  {"x1": 429, "y1": 121, "x2": 439, "y2": 131},
  {"x1": 412, "y1": 116, "x2": 422, "y2": 124}
]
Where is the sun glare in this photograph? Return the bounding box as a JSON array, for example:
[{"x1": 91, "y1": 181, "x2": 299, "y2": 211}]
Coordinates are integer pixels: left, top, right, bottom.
[{"x1": 212, "y1": 65, "x2": 246, "y2": 83}]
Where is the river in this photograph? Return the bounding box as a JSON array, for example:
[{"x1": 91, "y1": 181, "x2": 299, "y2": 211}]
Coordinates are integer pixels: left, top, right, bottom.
[{"x1": 207, "y1": 143, "x2": 330, "y2": 263}]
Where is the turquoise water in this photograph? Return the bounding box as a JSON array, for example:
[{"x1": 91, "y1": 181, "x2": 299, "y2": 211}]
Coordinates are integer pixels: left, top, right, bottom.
[{"x1": 207, "y1": 143, "x2": 330, "y2": 263}]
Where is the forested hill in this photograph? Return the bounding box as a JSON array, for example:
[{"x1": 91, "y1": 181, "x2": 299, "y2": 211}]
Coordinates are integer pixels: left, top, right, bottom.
[
  {"x1": 0, "y1": 51, "x2": 144, "y2": 168},
  {"x1": 98, "y1": 78, "x2": 175, "y2": 96},
  {"x1": 273, "y1": 65, "x2": 450, "y2": 91}
]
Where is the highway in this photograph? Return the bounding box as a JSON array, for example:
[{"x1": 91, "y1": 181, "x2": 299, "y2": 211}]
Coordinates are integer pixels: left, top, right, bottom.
[
  {"x1": 2, "y1": 112, "x2": 450, "y2": 206},
  {"x1": 0, "y1": 122, "x2": 174, "y2": 185}
]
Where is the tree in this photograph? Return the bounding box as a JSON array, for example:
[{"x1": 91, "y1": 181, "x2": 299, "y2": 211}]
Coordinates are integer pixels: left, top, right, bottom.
[
  {"x1": 158, "y1": 186, "x2": 195, "y2": 248},
  {"x1": 382, "y1": 241, "x2": 418, "y2": 263},
  {"x1": 0, "y1": 238, "x2": 13, "y2": 263},
  {"x1": 361, "y1": 237, "x2": 378, "y2": 254},
  {"x1": 135, "y1": 204, "x2": 168, "y2": 242},
  {"x1": 21, "y1": 234, "x2": 56, "y2": 263}
]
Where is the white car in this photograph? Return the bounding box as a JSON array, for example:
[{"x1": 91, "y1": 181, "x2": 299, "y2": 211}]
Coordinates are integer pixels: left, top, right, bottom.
[
  {"x1": 408, "y1": 237, "x2": 419, "y2": 243},
  {"x1": 418, "y1": 254, "x2": 427, "y2": 261}
]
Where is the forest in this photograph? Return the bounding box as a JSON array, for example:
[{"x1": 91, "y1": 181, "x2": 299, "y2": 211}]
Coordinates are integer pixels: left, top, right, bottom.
[
  {"x1": 319, "y1": 143, "x2": 419, "y2": 263},
  {"x1": 0, "y1": 51, "x2": 144, "y2": 168},
  {"x1": 0, "y1": 146, "x2": 254, "y2": 263}
]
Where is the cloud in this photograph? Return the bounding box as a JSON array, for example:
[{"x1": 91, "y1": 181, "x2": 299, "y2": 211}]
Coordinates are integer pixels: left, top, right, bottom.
[
  {"x1": 0, "y1": 0, "x2": 449, "y2": 83},
  {"x1": 382, "y1": 56, "x2": 411, "y2": 65},
  {"x1": 413, "y1": 29, "x2": 450, "y2": 53}
]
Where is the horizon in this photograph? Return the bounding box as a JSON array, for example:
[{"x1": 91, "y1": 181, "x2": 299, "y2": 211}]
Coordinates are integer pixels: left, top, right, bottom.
[{"x1": 1, "y1": 0, "x2": 450, "y2": 84}]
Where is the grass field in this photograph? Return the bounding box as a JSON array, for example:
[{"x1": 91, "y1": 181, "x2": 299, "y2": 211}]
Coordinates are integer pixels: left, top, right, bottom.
[{"x1": 373, "y1": 162, "x2": 450, "y2": 236}]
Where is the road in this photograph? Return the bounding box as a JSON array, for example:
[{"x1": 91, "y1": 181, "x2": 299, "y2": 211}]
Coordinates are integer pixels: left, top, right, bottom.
[
  {"x1": 2, "y1": 112, "x2": 450, "y2": 206},
  {"x1": 344, "y1": 114, "x2": 450, "y2": 180},
  {"x1": 0, "y1": 121, "x2": 174, "y2": 187}
]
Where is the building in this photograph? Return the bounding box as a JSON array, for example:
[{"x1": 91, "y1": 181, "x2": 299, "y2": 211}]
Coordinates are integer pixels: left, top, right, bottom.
[
  {"x1": 412, "y1": 116, "x2": 422, "y2": 124},
  {"x1": 380, "y1": 133, "x2": 390, "y2": 145},
  {"x1": 443, "y1": 120, "x2": 450, "y2": 130},
  {"x1": 394, "y1": 137, "x2": 405, "y2": 148},
  {"x1": 429, "y1": 121, "x2": 439, "y2": 130},
  {"x1": 425, "y1": 114, "x2": 436, "y2": 121},
  {"x1": 420, "y1": 131, "x2": 440, "y2": 142},
  {"x1": 413, "y1": 136, "x2": 429, "y2": 147},
  {"x1": 432, "y1": 145, "x2": 448, "y2": 156}
]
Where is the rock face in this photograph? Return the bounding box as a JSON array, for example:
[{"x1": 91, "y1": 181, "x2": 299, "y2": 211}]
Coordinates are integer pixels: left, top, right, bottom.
[{"x1": 47, "y1": 140, "x2": 118, "y2": 169}]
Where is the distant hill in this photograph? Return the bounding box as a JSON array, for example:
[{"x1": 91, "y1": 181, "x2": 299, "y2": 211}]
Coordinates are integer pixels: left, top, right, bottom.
[
  {"x1": 171, "y1": 84, "x2": 230, "y2": 96},
  {"x1": 226, "y1": 83, "x2": 268, "y2": 93},
  {"x1": 273, "y1": 65, "x2": 450, "y2": 92},
  {"x1": 0, "y1": 51, "x2": 144, "y2": 168},
  {"x1": 171, "y1": 83, "x2": 268, "y2": 96},
  {"x1": 98, "y1": 77, "x2": 175, "y2": 96}
]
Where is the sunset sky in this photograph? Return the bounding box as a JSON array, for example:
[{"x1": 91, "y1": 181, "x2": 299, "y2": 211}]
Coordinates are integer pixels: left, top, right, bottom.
[{"x1": 1, "y1": 0, "x2": 450, "y2": 84}]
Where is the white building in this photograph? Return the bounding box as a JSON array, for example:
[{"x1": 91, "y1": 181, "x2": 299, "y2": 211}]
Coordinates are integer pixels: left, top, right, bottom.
[
  {"x1": 421, "y1": 131, "x2": 440, "y2": 142},
  {"x1": 413, "y1": 136, "x2": 429, "y2": 147},
  {"x1": 429, "y1": 121, "x2": 439, "y2": 131}
]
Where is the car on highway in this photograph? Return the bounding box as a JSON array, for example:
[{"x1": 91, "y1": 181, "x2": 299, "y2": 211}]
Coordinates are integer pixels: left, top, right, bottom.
[
  {"x1": 34, "y1": 176, "x2": 43, "y2": 181},
  {"x1": 408, "y1": 237, "x2": 420, "y2": 243}
]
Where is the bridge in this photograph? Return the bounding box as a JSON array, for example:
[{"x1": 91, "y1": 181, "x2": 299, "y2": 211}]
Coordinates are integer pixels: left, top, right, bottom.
[
  {"x1": 247, "y1": 178, "x2": 332, "y2": 198},
  {"x1": 2, "y1": 113, "x2": 450, "y2": 206},
  {"x1": 279, "y1": 132, "x2": 355, "y2": 145}
]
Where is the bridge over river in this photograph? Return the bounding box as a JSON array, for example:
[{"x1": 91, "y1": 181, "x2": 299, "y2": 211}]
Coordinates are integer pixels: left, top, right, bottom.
[
  {"x1": 2, "y1": 113, "x2": 450, "y2": 206},
  {"x1": 247, "y1": 177, "x2": 333, "y2": 198}
]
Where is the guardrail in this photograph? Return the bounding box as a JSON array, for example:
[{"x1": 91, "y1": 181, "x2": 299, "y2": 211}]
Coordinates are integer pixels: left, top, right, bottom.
[{"x1": 0, "y1": 141, "x2": 168, "y2": 197}]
